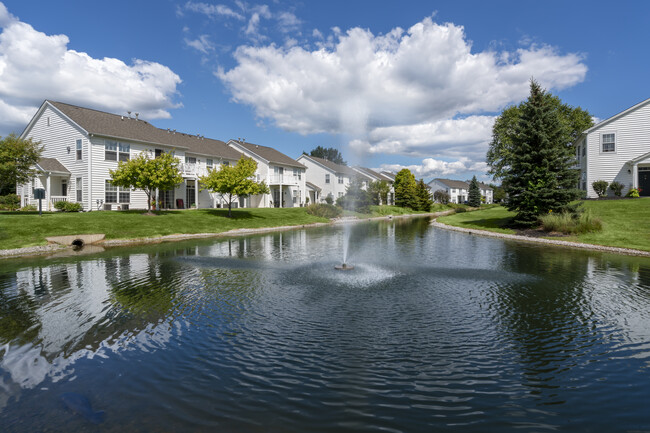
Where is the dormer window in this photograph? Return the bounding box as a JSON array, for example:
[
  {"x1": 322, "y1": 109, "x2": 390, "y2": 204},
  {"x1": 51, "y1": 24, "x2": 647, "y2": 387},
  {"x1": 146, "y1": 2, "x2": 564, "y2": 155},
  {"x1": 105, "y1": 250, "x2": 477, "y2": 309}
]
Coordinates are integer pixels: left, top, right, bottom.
[{"x1": 602, "y1": 133, "x2": 615, "y2": 153}]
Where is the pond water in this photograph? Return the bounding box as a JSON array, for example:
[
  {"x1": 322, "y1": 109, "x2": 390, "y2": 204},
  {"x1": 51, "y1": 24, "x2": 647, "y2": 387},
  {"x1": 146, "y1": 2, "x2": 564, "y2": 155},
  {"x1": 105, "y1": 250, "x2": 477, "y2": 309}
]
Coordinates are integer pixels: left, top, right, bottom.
[{"x1": 1, "y1": 217, "x2": 650, "y2": 432}]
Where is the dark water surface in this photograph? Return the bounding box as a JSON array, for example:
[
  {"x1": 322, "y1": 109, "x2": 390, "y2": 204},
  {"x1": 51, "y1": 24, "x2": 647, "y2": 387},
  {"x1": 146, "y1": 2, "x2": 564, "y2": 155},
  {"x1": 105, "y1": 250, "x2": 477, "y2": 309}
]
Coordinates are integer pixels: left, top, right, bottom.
[{"x1": 1, "y1": 218, "x2": 650, "y2": 432}]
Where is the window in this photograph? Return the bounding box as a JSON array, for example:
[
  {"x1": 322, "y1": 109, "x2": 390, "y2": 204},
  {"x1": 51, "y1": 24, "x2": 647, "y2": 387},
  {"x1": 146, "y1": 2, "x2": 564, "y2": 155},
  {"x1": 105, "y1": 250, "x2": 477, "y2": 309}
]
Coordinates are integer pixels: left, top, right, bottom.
[
  {"x1": 293, "y1": 168, "x2": 300, "y2": 180},
  {"x1": 582, "y1": 144, "x2": 586, "y2": 157},
  {"x1": 223, "y1": 161, "x2": 229, "y2": 166},
  {"x1": 105, "y1": 180, "x2": 117, "y2": 203},
  {"x1": 338, "y1": 176, "x2": 343, "y2": 184},
  {"x1": 602, "y1": 133, "x2": 615, "y2": 153},
  {"x1": 118, "y1": 143, "x2": 130, "y2": 161},
  {"x1": 325, "y1": 174, "x2": 330, "y2": 184},
  {"x1": 185, "y1": 156, "x2": 197, "y2": 164},
  {"x1": 76, "y1": 139, "x2": 82, "y2": 160},
  {"x1": 155, "y1": 149, "x2": 163, "y2": 158},
  {"x1": 105, "y1": 140, "x2": 117, "y2": 161},
  {"x1": 76, "y1": 177, "x2": 83, "y2": 202},
  {"x1": 206, "y1": 159, "x2": 213, "y2": 167},
  {"x1": 105, "y1": 180, "x2": 130, "y2": 203}
]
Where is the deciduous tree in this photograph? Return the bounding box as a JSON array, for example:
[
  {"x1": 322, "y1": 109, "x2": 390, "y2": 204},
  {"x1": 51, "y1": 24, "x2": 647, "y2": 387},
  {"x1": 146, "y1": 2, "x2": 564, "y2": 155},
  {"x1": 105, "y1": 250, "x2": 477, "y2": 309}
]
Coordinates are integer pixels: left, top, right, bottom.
[
  {"x1": 109, "y1": 151, "x2": 183, "y2": 214},
  {"x1": 0, "y1": 134, "x2": 43, "y2": 192},
  {"x1": 199, "y1": 156, "x2": 270, "y2": 217},
  {"x1": 367, "y1": 180, "x2": 390, "y2": 205}
]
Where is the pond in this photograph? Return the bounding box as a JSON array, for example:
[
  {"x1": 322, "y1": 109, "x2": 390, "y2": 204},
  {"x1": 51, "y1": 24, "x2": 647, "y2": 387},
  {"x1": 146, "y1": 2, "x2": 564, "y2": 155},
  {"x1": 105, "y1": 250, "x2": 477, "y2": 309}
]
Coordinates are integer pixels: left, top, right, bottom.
[{"x1": 1, "y1": 217, "x2": 650, "y2": 432}]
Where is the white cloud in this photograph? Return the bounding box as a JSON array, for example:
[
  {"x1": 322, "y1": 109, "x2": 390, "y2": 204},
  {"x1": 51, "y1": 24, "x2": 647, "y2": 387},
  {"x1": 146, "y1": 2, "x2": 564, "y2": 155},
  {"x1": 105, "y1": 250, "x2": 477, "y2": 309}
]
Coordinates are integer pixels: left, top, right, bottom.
[
  {"x1": 245, "y1": 5, "x2": 272, "y2": 38},
  {"x1": 218, "y1": 16, "x2": 587, "y2": 173},
  {"x1": 184, "y1": 34, "x2": 215, "y2": 54},
  {"x1": 380, "y1": 158, "x2": 490, "y2": 180},
  {"x1": 276, "y1": 11, "x2": 301, "y2": 33},
  {"x1": 0, "y1": 3, "x2": 181, "y2": 135},
  {"x1": 184, "y1": 1, "x2": 245, "y2": 20}
]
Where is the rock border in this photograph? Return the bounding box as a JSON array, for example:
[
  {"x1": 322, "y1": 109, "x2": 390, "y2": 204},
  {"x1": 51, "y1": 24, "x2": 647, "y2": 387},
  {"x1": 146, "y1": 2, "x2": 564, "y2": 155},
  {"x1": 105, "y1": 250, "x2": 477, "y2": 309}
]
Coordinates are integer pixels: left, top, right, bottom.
[
  {"x1": 1, "y1": 211, "x2": 452, "y2": 259},
  {"x1": 431, "y1": 219, "x2": 650, "y2": 258}
]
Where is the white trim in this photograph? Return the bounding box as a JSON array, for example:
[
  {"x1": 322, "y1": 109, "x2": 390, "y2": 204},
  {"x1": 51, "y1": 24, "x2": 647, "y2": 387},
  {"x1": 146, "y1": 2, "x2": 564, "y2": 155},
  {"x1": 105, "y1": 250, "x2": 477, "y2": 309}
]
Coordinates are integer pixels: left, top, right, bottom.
[{"x1": 600, "y1": 131, "x2": 617, "y2": 154}]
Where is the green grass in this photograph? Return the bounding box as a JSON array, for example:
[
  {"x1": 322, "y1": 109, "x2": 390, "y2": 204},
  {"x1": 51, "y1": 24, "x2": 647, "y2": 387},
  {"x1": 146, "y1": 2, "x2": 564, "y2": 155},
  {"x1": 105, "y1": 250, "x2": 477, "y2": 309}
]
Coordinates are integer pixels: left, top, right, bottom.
[
  {"x1": 437, "y1": 199, "x2": 650, "y2": 251},
  {"x1": 0, "y1": 208, "x2": 330, "y2": 250}
]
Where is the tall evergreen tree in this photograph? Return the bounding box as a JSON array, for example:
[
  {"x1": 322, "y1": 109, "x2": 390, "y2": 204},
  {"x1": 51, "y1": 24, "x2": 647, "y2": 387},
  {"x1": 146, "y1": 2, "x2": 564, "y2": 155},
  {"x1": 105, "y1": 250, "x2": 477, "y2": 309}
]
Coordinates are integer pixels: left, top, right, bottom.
[
  {"x1": 467, "y1": 176, "x2": 482, "y2": 207},
  {"x1": 503, "y1": 80, "x2": 581, "y2": 226},
  {"x1": 415, "y1": 179, "x2": 433, "y2": 211},
  {"x1": 394, "y1": 169, "x2": 418, "y2": 209}
]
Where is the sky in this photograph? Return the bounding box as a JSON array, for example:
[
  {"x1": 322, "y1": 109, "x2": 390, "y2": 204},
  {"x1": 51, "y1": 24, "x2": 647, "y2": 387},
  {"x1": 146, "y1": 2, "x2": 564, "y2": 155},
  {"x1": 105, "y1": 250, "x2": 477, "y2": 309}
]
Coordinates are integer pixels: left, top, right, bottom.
[{"x1": 1, "y1": 1, "x2": 649, "y2": 183}]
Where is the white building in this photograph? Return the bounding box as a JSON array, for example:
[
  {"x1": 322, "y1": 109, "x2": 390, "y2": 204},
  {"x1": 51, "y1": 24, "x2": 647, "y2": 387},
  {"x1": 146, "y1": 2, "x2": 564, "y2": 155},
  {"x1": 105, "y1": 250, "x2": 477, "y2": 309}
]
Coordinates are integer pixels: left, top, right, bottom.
[
  {"x1": 296, "y1": 155, "x2": 357, "y2": 203},
  {"x1": 352, "y1": 166, "x2": 395, "y2": 205},
  {"x1": 576, "y1": 97, "x2": 650, "y2": 197},
  {"x1": 227, "y1": 140, "x2": 307, "y2": 208},
  {"x1": 18, "y1": 100, "x2": 244, "y2": 211},
  {"x1": 428, "y1": 178, "x2": 493, "y2": 204}
]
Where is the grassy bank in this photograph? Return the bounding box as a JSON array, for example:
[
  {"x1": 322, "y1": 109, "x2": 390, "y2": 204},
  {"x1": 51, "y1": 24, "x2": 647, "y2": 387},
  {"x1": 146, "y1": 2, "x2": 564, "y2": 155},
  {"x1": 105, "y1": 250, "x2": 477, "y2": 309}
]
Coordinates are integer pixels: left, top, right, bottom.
[
  {"x1": 437, "y1": 198, "x2": 650, "y2": 252},
  {"x1": 0, "y1": 208, "x2": 330, "y2": 250}
]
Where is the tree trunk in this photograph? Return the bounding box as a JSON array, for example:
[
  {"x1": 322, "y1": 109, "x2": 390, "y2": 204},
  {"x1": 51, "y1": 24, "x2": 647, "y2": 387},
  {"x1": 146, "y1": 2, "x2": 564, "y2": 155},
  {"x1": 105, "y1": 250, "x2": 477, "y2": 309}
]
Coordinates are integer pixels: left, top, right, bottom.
[{"x1": 227, "y1": 193, "x2": 232, "y2": 218}]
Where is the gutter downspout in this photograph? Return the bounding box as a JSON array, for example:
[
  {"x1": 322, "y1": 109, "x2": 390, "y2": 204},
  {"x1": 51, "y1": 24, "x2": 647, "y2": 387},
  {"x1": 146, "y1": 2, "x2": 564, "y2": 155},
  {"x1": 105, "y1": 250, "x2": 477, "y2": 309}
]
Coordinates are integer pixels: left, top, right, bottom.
[{"x1": 88, "y1": 135, "x2": 93, "y2": 211}]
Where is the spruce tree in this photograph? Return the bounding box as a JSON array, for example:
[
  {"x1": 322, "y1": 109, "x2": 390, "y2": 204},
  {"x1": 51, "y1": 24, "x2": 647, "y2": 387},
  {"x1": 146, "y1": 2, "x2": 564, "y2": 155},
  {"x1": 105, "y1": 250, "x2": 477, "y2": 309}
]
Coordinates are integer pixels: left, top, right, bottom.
[
  {"x1": 503, "y1": 80, "x2": 580, "y2": 226},
  {"x1": 415, "y1": 179, "x2": 433, "y2": 211},
  {"x1": 467, "y1": 176, "x2": 482, "y2": 207}
]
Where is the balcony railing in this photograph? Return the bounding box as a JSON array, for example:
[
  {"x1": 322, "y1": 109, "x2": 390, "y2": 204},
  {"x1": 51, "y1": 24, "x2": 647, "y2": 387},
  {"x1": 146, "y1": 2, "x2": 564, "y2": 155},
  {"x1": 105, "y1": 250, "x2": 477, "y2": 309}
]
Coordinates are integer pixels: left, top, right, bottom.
[
  {"x1": 268, "y1": 175, "x2": 300, "y2": 185},
  {"x1": 180, "y1": 163, "x2": 209, "y2": 177}
]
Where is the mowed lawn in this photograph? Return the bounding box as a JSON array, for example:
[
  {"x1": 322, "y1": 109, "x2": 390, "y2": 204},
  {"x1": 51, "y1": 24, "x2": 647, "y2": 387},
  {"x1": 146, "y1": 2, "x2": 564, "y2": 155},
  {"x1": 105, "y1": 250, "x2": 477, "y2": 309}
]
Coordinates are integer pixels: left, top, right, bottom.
[
  {"x1": 438, "y1": 198, "x2": 650, "y2": 252},
  {"x1": 0, "y1": 208, "x2": 330, "y2": 250}
]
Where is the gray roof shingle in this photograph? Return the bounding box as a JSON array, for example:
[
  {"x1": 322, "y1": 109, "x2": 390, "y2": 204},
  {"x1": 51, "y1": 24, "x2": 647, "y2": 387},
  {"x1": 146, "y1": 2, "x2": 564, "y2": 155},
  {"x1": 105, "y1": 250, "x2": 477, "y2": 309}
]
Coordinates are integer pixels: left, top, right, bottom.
[
  {"x1": 301, "y1": 155, "x2": 356, "y2": 176},
  {"x1": 37, "y1": 157, "x2": 69, "y2": 174},
  {"x1": 230, "y1": 140, "x2": 305, "y2": 168},
  {"x1": 49, "y1": 101, "x2": 242, "y2": 160}
]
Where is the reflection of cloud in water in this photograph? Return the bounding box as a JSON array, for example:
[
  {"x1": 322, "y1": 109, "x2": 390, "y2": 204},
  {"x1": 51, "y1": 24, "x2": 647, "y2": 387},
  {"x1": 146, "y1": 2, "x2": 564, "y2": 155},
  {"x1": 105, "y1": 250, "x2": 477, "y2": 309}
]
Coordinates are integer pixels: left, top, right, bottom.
[{"x1": 0, "y1": 320, "x2": 176, "y2": 410}]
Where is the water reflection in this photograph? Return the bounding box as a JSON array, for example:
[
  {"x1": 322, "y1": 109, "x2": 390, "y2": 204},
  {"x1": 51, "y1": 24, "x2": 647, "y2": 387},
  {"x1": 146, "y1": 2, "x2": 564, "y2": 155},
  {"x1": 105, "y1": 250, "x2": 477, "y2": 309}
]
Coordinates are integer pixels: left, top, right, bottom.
[{"x1": 0, "y1": 219, "x2": 649, "y2": 431}]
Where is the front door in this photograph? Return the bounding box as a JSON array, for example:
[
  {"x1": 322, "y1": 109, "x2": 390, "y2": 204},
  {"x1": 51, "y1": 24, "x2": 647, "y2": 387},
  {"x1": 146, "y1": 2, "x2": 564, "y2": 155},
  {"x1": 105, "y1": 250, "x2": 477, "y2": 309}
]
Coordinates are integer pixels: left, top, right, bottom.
[
  {"x1": 61, "y1": 180, "x2": 67, "y2": 197},
  {"x1": 273, "y1": 189, "x2": 280, "y2": 207},
  {"x1": 639, "y1": 168, "x2": 650, "y2": 196},
  {"x1": 186, "y1": 180, "x2": 196, "y2": 207}
]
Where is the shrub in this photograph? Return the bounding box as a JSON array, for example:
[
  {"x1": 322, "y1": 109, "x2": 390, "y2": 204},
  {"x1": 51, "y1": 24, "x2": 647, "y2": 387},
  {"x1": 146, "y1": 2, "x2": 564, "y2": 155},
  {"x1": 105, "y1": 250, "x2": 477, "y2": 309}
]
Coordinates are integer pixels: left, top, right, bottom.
[
  {"x1": 626, "y1": 187, "x2": 640, "y2": 198},
  {"x1": 324, "y1": 195, "x2": 333, "y2": 205},
  {"x1": 64, "y1": 202, "x2": 83, "y2": 212},
  {"x1": 20, "y1": 205, "x2": 36, "y2": 211},
  {"x1": 0, "y1": 194, "x2": 21, "y2": 211},
  {"x1": 433, "y1": 189, "x2": 450, "y2": 205},
  {"x1": 54, "y1": 200, "x2": 68, "y2": 211},
  {"x1": 454, "y1": 206, "x2": 468, "y2": 213},
  {"x1": 306, "y1": 203, "x2": 342, "y2": 219},
  {"x1": 539, "y1": 209, "x2": 602, "y2": 234},
  {"x1": 591, "y1": 180, "x2": 608, "y2": 197},
  {"x1": 609, "y1": 181, "x2": 624, "y2": 197}
]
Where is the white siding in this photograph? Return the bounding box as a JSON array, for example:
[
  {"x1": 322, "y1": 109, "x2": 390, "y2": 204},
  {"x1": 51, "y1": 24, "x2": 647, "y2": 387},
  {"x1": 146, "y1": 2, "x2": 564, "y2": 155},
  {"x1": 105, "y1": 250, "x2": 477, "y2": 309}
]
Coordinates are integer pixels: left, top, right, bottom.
[
  {"x1": 583, "y1": 101, "x2": 650, "y2": 197},
  {"x1": 297, "y1": 155, "x2": 350, "y2": 203}
]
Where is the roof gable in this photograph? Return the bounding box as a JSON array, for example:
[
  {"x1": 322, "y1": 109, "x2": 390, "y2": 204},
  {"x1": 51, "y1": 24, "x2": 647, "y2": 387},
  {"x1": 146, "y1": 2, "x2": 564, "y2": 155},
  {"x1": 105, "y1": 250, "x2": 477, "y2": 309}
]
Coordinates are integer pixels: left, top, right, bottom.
[
  {"x1": 584, "y1": 96, "x2": 650, "y2": 135},
  {"x1": 229, "y1": 140, "x2": 305, "y2": 168},
  {"x1": 36, "y1": 157, "x2": 70, "y2": 174},
  {"x1": 300, "y1": 155, "x2": 356, "y2": 176}
]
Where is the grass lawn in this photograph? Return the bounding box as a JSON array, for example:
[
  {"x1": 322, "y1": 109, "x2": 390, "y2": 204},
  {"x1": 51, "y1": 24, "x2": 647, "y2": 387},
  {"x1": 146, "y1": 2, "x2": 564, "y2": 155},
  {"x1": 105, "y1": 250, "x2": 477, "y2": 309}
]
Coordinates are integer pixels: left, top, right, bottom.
[
  {"x1": 0, "y1": 208, "x2": 330, "y2": 250},
  {"x1": 437, "y1": 198, "x2": 650, "y2": 252}
]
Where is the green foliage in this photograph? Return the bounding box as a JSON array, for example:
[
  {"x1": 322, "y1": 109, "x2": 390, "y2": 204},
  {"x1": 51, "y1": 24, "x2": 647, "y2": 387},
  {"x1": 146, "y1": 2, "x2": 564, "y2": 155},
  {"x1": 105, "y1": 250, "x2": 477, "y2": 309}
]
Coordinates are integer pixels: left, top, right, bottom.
[
  {"x1": 394, "y1": 169, "x2": 418, "y2": 209},
  {"x1": 487, "y1": 91, "x2": 593, "y2": 180},
  {"x1": 110, "y1": 151, "x2": 183, "y2": 213},
  {"x1": 0, "y1": 193, "x2": 20, "y2": 211},
  {"x1": 500, "y1": 80, "x2": 582, "y2": 226},
  {"x1": 626, "y1": 188, "x2": 640, "y2": 198},
  {"x1": 305, "y1": 203, "x2": 342, "y2": 218},
  {"x1": 415, "y1": 179, "x2": 433, "y2": 211},
  {"x1": 539, "y1": 209, "x2": 603, "y2": 234},
  {"x1": 324, "y1": 195, "x2": 333, "y2": 205},
  {"x1": 468, "y1": 176, "x2": 482, "y2": 207},
  {"x1": 199, "y1": 156, "x2": 270, "y2": 217},
  {"x1": 19, "y1": 205, "x2": 36, "y2": 211},
  {"x1": 0, "y1": 134, "x2": 43, "y2": 190},
  {"x1": 308, "y1": 146, "x2": 346, "y2": 165},
  {"x1": 54, "y1": 201, "x2": 83, "y2": 212},
  {"x1": 609, "y1": 181, "x2": 624, "y2": 197},
  {"x1": 491, "y1": 184, "x2": 507, "y2": 203},
  {"x1": 337, "y1": 177, "x2": 372, "y2": 213},
  {"x1": 367, "y1": 180, "x2": 390, "y2": 205},
  {"x1": 592, "y1": 180, "x2": 609, "y2": 197},
  {"x1": 433, "y1": 189, "x2": 450, "y2": 204},
  {"x1": 454, "y1": 206, "x2": 468, "y2": 213}
]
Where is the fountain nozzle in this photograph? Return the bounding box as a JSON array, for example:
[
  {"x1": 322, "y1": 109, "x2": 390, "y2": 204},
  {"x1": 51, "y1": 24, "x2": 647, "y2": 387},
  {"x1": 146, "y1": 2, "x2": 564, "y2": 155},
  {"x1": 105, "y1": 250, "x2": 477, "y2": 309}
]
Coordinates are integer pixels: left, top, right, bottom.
[{"x1": 334, "y1": 263, "x2": 355, "y2": 271}]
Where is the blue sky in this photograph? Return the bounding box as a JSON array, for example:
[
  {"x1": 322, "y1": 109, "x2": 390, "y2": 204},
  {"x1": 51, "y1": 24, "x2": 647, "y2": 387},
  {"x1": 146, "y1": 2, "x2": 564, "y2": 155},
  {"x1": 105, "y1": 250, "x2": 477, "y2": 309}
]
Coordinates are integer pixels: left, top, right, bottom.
[{"x1": 1, "y1": 1, "x2": 648, "y2": 182}]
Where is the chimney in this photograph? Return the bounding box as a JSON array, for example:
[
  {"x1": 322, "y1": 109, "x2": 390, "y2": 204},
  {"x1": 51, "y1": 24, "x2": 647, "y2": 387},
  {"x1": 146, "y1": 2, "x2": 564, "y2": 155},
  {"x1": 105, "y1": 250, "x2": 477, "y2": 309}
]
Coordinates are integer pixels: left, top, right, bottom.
[
  {"x1": 121, "y1": 116, "x2": 124, "y2": 120},
  {"x1": 127, "y1": 111, "x2": 131, "y2": 119},
  {"x1": 135, "y1": 113, "x2": 139, "y2": 121},
  {"x1": 167, "y1": 128, "x2": 170, "y2": 133}
]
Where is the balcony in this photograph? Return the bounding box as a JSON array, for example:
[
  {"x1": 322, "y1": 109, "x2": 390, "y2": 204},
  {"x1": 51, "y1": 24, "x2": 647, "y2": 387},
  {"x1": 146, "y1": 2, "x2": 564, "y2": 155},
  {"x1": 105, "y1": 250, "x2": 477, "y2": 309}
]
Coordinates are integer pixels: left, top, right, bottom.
[
  {"x1": 268, "y1": 175, "x2": 300, "y2": 186},
  {"x1": 180, "y1": 163, "x2": 209, "y2": 178}
]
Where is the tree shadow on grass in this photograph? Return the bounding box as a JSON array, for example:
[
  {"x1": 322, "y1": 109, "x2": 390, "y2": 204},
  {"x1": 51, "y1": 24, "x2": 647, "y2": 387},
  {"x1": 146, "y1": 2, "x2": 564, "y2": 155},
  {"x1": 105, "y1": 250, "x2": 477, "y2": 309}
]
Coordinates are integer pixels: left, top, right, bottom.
[
  {"x1": 463, "y1": 216, "x2": 515, "y2": 230},
  {"x1": 204, "y1": 209, "x2": 259, "y2": 220}
]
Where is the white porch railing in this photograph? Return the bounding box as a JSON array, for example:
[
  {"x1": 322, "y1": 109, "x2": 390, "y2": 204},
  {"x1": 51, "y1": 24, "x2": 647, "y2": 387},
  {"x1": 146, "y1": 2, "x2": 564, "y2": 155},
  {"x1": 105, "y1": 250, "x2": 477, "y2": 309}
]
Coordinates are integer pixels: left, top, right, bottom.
[
  {"x1": 50, "y1": 196, "x2": 68, "y2": 204},
  {"x1": 269, "y1": 175, "x2": 300, "y2": 185},
  {"x1": 180, "y1": 163, "x2": 209, "y2": 177}
]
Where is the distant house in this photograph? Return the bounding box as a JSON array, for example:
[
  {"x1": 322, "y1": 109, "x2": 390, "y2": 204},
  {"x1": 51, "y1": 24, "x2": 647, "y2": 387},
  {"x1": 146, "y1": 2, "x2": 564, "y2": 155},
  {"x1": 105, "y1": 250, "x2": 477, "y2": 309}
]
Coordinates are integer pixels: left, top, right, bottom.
[
  {"x1": 18, "y1": 100, "x2": 242, "y2": 211},
  {"x1": 352, "y1": 166, "x2": 395, "y2": 205},
  {"x1": 296, "y1": 155, "x2": 357, "y2": 203},
  {"x1": 428, "y1": 178, "x2": 493, "y2": 204},
  {"x1": 227, "y1": 140, "x2": 307, "y2": 208},
  {"x1": 576, "y1": 97, "x2": 650, "y2": 197}
]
